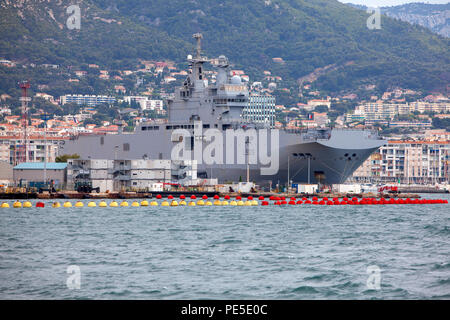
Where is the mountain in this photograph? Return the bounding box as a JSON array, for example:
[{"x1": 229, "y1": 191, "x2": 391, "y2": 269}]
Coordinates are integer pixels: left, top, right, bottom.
[
  {"x1": 0, "y1": 0, "x2": 449, "y2": 97},
  {"x1": 346, "y1": 2, "x2": 450, "y2": 38},
  {"x1": 0, "y1": 0, "x2": 190, "y2": 66},
  {"x1": 382, "y1": 3, "x2": 450, "y2": 38}
]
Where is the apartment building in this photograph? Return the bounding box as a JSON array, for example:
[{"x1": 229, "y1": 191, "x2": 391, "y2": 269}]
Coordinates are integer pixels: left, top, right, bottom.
[
  {"x1": 346, "y1": 101, "x2": 450, "y2": 123},
  {"x1": 242, "y1": 93, "x2": 276, "y2": 128},
  {"x1": 124, "y1": 96, "x2": 165, "y2": 113},
  {"x1": 0, "y1": 136, "x2": 66, "y2": 165},
  {"x1": 140, "y1": 100, "x2": 164, "y2": 113},
  {"x1": 60, "y1": 94, "x2": 116, "y2": 106},
  {"x1": 352, "y1": 140, "x2": 450, "y2": 184},
  {"x1": 409, "y1": 102, "x2": 450, "y2": 114}
]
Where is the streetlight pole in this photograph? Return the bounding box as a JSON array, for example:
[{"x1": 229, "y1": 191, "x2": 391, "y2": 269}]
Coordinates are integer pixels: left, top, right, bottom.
[
  {"x1": 308, "y1": 156, "x2": 311, "y2": 184},
  {"x1": 41, "y1": 113, "x2": 50, "y2": 188},
  {"x1": 287, "y1": 155, "x2": 290, "y2": 190},
  {"x1": 246, "y1": 163, "x2": 249, "y2": 183},
  {"x1": 44, "y1": 119, "x2": 47, "y2": 186}
]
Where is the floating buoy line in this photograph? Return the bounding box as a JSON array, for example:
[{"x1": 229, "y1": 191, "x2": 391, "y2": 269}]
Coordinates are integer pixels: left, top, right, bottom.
[{"x1": 0, "y1": 195, "x2": 448, "y2": 209}]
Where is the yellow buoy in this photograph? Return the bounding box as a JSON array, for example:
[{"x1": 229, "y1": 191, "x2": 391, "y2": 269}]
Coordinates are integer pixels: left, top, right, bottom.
[
  {"x1": 179, "y1": 200, "x2": 187, "y2": 206},
  {"x1": 131, "y1": 201, "x2": 140, "y2": 207},
  {"x1": 222, "y1": 200, "x2": 229, "y2": 206},
  {"x1": 213, "y1": 200, "x2": 222, "y2": 206},
  {"x1": 197, "y1": 200, "x2": 205, "y2": 206},
  {"x1": 237, "y1": 201, "x2": 244, "y2": 206},
  {"x1": 161, "y1": 201, "x2": 170, "y2": 207},
  {"x1": 251, "y1": 200, "x2": 259, "y2": 206},
  {"x1": 141, "y1": 200, "x2": 149, "y2": 207},
  {"x1": 230, "y1": 201, "x2": 238, "y2": 206},
  {"x1": 188, "y1": 201, "x2": 196, "y2": 206},
  {"x1": 1, "y1": 202, "x2": 10, "y2": 208},
  {"x1": 150, "y1": 201, "x2": 159, "y2": 206},
  {"x1": 88, "y1": 202, "x2": 96, "y2": 207},
  {"x1": 52, "y1": 202, "x2": 61, "y2": 208},
  {"x1": 205, "y1": 201, "x2": 213, "y2": 206},
  {"x1": 23, "y1": 201, "x2": 32, "y2": 208},
  {"x1": 244, "y1": 200, "x2": 252, "y2": 206},
  {"x1": 13, "y1": 201, "x2": 22, "y2": 208},
  {"x1": 75, "y1": 201, "x2": 84, "y2": 208},
  {"x1": 120, "y1": 201, "x2": 129, "y2": 207},
  {"x1": 110, "y1": 201, "x2": 119, "y2": 207},
  {"x1": 63, "y1": 202, "x2": 72, "y2": 208},
  {"x1": 171, "y1": 200, "x2": 179, "y2": 207},
  {"x1": 99, "y1": 201, "x2": 107, "y2": 207}
]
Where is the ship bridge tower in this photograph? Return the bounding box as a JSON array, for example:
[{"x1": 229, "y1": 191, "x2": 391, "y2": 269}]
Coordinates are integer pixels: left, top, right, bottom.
[
  {"x1": 216, "y1": 55, "x2": 229, "y2": 86},
  {"x1": 186, "y1": 33, "x2": 209, "y2": 90}
]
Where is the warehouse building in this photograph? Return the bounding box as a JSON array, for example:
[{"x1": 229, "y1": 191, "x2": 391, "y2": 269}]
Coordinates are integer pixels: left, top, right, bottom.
[{"x1": 13, "y1": 162, "x2": 67, "y2": 188}]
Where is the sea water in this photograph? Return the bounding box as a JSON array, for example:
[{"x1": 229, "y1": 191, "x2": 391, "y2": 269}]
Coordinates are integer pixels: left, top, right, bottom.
[{"x1": 0, "y1": 195, "x2": 449, "y2": 299}]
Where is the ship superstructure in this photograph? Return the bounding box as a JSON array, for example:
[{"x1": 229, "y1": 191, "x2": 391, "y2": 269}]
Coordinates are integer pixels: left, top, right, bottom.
[{"x1": 60, "y1": 34, "x2": 386, "y2": 187}]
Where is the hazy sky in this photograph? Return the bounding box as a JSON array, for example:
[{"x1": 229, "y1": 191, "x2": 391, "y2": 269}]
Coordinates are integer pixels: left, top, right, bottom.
[{"x1": 339, "y1": 0, "x2": 449, "y2": 7}]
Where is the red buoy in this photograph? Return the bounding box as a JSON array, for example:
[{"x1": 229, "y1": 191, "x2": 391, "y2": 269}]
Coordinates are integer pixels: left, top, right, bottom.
[
  {"x1": 180, "y1": 195, "x2": 186, "y2": 200},
  {"x1": 259, "y1": 196, "x2": 265, "y2": 200},
  {"x1": 190, "y1": 195, "x2": 197, "y2": 199},
  {"x1": 36, "y1": 202, "x2": 45, "y2": 208},
  {"x1": 224, "y1": 195, "x2": 230, "y2": 200},
  {"x1": 202, "y1": 195, "x2": 208, "y2": 199},
  {"x1": 288, "y1": 201, "x2": 296, "y2": 205},
  {"x1": 296, "y1": 200, "x2": 303, "y2": 205},
  {"x1": 168, "y1": 195, "x2": 174, "y2": 199},
  {"x1": 156, "y1": 194, "x2": 162, "y2": 199},
  {"x1": 248, "y1": 196, "x2": 254, "y2": 200}
]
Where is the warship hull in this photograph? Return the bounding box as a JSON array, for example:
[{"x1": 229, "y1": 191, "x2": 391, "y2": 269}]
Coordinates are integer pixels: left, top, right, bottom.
[{"x1": 60, "y1": 128, "x2": 385, "y2": 185}]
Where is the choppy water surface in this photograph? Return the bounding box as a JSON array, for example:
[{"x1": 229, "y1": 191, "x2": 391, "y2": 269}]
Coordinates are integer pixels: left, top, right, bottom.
[{"x1": 0, "y1": 195, "x2": 449, "y2": 299}]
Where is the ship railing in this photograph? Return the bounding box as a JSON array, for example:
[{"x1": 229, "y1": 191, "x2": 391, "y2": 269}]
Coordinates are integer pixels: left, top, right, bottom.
[
  {"x1": 223, "y1": 121, "x2": 273, "y2": 130},
  {"x1": 331, "y1": 127, "x2": 384, "y2": 140},
  {"x1": 283, "y1": 128, "x2": 332, "y2": 140}
]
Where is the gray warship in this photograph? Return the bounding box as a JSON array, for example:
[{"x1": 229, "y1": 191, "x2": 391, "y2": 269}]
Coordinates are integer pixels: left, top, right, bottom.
[{"x1": 61, "y1": 34, "x2": 386, "y2": 187}]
